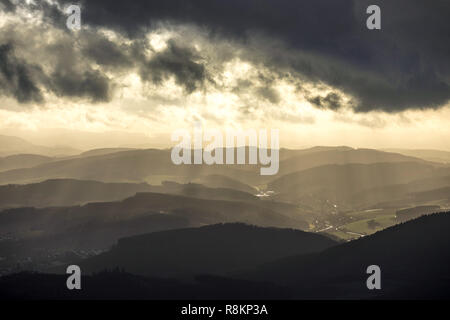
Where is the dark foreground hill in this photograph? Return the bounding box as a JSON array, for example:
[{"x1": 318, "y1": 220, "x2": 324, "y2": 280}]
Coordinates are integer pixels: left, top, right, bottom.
[
  {"x1": 79, "y1": 223, "x2": 337, "y2": 279},
  {"x1": 0, "y1": 271, "x2": 292, "y2": 300},
  {"x1": 239, "y1": 211, "x2": 450, "y2": 299},
  {"x1": 1, "y1": 213, "x2": 449, "y2": 299}
]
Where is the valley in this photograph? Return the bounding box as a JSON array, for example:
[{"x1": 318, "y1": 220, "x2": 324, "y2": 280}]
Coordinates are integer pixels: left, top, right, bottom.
[{"x1": 0, "y1": 138, "x2": 449, "y2": 298}]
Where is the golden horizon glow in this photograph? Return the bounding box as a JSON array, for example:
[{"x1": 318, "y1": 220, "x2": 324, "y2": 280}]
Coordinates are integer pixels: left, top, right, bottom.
[{"x1": 0, "y1": 10, "x2": 449, "y2": 151}]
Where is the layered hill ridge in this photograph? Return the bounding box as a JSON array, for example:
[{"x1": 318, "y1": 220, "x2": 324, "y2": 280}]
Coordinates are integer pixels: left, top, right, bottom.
[
  {"x1": 0, "y1": 191, "x2": 307, "y2": 255},
  {"x1": 0, "y1": 179, "x2": 258, "y2": 209},
  {"x1": 0, "y1": 135, "x2": 80, "y2": 157},
  {"x1": 0, "y1": 154, "x2": 53, "y2": 172},
  {"x1": 1, "y1": 213, "x2": 449, "y2": 299},
  {"x1": 268, "y1": 162, "x2": 449, "y2": 205},
  {"x1": 79, "y1": 223, "x2": 337, "y2": 278},
  {"x1": 0, "y1": 146, "x2": 440, "y2": 186}
]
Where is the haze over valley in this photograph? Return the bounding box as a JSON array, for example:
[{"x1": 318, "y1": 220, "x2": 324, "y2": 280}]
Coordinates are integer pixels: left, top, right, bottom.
[
  {"x1": 1, "y1": 0, "x2": 449, "y2": 300},
  {"x1": 0, "y1": 133, "x2": 449, "y2": 299}
]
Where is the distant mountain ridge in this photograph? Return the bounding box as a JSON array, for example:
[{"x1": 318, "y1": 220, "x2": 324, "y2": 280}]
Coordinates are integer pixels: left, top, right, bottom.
[
  {"x1": 0, "y1": 179, "x2": 259, "y2": 209},
  {"x1": 0, "y1": 179, "x2": 153, "y2": 209},
  {"x1": 0, "y1": 144, "x2": 439, "y2": 186},
  {"x1": 385, "y1": 148, "x2": 450, "y2": 163},
  {"x1": 269, "y1": 162, "x2": 446, "y2": 205},
  {"x1": 0, "y1": 148, "x2": 260, "y2": 185},
  {"x1": 0, "y1": 154, "x2": 53, "y2": 172},
  {"x1": 0, "y1": 135, "x2": 80, "y2": 157},
  {"x1": 277, "y1": 148, "x2": 431, "y2": 175}
]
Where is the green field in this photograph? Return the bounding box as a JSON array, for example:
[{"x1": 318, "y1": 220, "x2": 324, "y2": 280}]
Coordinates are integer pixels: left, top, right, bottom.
[
  {"x1": 341, "y1": 214, "x2": 397, "y2": 235},
  {"x1": 324, "y1": 229, "x2": 356, "y2": 241},
  {"x1": 323, "y1": 208, "x2": 399, "y2": 241}
]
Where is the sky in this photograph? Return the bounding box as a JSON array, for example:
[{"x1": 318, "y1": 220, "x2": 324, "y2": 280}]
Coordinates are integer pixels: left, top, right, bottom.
[{"x1": 0, "y1": 0, "x2": 449, "y2": 150}]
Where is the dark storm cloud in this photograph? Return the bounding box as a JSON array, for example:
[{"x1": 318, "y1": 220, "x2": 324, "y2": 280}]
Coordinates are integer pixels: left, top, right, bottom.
[
  {"x1": 0, "y1": 43, "x2": 43, "y2": 103},
  {"x1": 80, "y1": 31, "x2": 133, "y2": 69},
  {"x1": 309, "y1": 92, "x2": 343, "y2": 110},
  {"x1": 32, "y1": 0, "x2": 67, "y2": 28},
  {"x1": 1, "y1": 0, "x2": 449, "y2": 112},
  {"x1": 68, "y1": 0, "x2": 449, "y2": 112},
  {"x1": 49, "y1": 69, "x2": 111, "y2": 102},
  {"x1": 0, "y1": 38, "x2": 112, "y2": 104},
  {"x1": 140, "y1": 40, "x2": 207, "y2": 93},
  {"x1": 0, "y1": 0, "x2": 67, "y2": 27},
  {"x1": 343, "y1": 68, "x2": 449, "y2": 112},
  {"x1": 256, "y1": 86, "x2": 280, "y2": 104},
  {"x1": 74, "y1": 0, "x2": 356, "y2": 52},
  {"x1": 0, "y1": 0, "x2": 14, "y2": 12}
]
